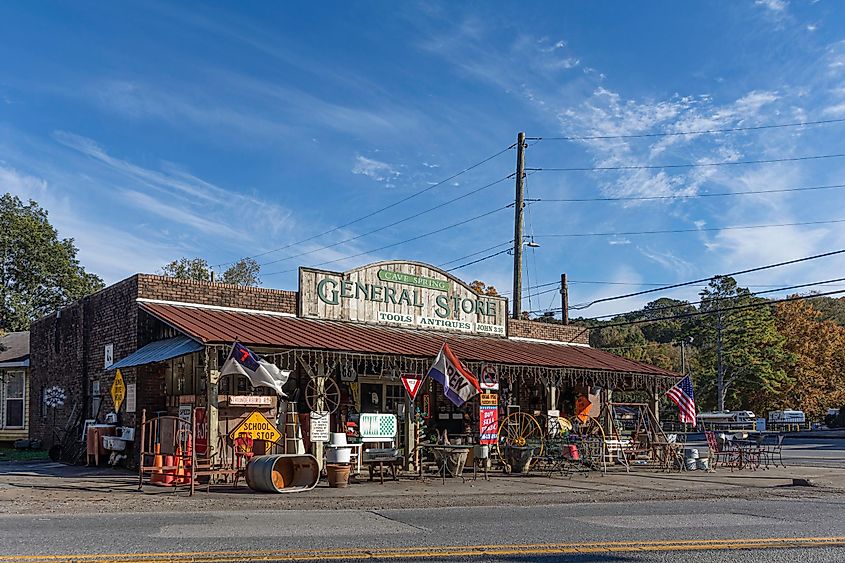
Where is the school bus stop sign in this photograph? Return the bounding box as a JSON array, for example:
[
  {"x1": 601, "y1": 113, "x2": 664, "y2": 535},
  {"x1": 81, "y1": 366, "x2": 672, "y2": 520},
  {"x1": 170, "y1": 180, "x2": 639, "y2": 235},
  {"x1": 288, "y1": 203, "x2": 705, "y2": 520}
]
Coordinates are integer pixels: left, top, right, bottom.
[{"x1": 229, "y1": 411, "x2": 281, "y2": 443}]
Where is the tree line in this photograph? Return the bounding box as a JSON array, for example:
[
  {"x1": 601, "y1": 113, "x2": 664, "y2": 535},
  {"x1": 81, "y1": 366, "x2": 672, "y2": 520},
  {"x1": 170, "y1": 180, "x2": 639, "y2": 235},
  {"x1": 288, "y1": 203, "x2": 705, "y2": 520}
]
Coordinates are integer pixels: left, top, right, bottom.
[{"x1": 569, "y1": 276, "x2": 845, "y2": 421}]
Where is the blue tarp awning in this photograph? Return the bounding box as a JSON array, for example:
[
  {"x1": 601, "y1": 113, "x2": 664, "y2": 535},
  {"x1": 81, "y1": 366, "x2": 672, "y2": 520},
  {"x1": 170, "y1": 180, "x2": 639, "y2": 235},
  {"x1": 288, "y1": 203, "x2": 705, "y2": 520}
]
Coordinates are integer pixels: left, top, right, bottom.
[{"x1": 107, "y1": 335, "x2": 203, "y2": 371}]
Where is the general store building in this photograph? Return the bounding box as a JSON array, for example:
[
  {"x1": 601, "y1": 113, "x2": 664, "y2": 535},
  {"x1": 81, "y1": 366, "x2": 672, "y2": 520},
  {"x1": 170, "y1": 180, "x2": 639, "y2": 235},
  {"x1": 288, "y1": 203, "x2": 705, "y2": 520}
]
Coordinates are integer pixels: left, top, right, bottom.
[{"x1": 28, "y1": 261, "x2": 677, "y2": 464}]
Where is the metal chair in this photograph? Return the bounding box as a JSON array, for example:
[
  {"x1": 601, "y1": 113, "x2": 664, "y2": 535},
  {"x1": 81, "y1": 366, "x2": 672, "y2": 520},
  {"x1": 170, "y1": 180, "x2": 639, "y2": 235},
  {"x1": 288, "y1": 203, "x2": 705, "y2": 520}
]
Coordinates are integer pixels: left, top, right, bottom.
[{"x1": 761, "y1": 434, "x2": 785, "y2": 468}]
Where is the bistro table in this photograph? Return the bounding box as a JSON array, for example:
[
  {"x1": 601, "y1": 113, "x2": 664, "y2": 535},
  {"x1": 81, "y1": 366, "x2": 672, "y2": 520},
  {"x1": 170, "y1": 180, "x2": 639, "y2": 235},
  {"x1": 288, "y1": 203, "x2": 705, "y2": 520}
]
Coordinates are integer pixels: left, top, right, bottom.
[{"x1": 419, "y1": 443, "x2": 473, "y2": 484}]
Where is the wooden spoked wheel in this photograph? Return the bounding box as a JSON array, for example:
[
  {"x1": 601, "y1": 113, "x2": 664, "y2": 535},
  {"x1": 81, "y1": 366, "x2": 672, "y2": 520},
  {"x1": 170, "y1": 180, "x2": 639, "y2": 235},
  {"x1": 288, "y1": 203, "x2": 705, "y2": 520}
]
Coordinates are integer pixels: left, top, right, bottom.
[
  {"x1": 568, "y1": 416, "x2": 607, "y2": 469},
  {"x1": 304, "y1": 377, "x2": 340, "y2": 414},
  {"x1": 496, "y1": 412, "x2": 544, "y2": 473}
]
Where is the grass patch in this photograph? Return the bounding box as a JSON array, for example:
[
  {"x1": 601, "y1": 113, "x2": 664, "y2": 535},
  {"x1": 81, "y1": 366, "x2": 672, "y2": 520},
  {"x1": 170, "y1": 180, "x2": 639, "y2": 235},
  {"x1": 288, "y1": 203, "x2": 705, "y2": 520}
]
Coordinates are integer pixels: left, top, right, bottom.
[{"x1": 0, "y1": 446, "x2": 50, "y2": 462}]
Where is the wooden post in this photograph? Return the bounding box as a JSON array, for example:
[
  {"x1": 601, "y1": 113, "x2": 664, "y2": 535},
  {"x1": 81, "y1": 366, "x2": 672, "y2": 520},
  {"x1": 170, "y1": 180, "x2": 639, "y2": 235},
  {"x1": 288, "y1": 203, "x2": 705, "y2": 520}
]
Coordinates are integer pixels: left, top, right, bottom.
[
  {"x1": 560, "y1": 273, "x2": 569, "y2": 324},
  {"x1": 512, "y1": 131, "x2": 526, "y2": 319},
  {"x1": 206, "y1": 347, "x2": 219, "y2": 479}
]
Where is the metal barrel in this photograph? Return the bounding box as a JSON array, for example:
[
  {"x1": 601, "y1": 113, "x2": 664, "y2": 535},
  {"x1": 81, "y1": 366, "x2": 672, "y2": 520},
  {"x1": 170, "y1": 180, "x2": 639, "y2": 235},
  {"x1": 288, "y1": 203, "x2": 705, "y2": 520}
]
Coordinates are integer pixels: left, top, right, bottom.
[{"x1": 245, "y1": 454, "x2": 320, "y2": 493}]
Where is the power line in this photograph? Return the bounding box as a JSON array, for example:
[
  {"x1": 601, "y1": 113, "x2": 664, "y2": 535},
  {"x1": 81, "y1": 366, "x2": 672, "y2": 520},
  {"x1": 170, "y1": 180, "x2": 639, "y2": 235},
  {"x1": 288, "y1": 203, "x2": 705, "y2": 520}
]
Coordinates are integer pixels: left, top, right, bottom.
[
  {"x1": 258, "y1": 174, "x2": 513, "y2": 268},
  {"x1": 536, "y1": 218, "x2": 845, "y2": 240},
  {"x1": 528, "y1": 152, "x2": 845, "y2": 172},
  {"x1": 438, "y1": 240, "x2": 514, "y2": 268},
  {"x1": 536, "y1": 277, "x2": 845, "y2": 317},
  {"x1": 446, "y1": 247, "x2": 513, "y2": 272},
  {"x1": 566, "y1": 248, "x2": 845, "y2": 311},
  {"x1": 212, "y1": 144, "x2": 514, "y2": 268},
  {"x1": 562, "y1": 288, "x2": 845, "y2": 344},
  {"x1": 263, "y1": 204, "x2": 512, "y2": 277},
  {"x1": 528, "y1": 116, "x2": 845, "y2": 142},
  {"x1": 533, "y1": 182, "x2": 845, "y2": 203}
]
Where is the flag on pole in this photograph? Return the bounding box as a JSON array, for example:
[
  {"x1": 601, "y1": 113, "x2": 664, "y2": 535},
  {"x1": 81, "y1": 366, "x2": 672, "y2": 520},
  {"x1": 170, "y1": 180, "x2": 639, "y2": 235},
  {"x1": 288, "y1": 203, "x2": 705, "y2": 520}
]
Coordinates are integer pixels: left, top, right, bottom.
[
  {"x1": 666, "y1": 375, "x2": 696, "y2": 424},
  {"x1": 427, "y1": 343, "x2": 480, "y2": 407},
  {"x1": 220, "y1": 342, "x2": 290, "y2": 397}
]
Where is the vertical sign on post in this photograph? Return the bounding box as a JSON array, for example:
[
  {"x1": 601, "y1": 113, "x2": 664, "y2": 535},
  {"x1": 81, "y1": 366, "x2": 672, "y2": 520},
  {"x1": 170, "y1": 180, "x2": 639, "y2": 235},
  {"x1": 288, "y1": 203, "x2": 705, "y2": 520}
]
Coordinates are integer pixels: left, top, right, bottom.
[
  {"x1": 111, "y1": 370, "x2": 126, "y2": 412},
  {"x1": 479, "y1": 393, "x2": 498, "y2": 445},
  {"x1": 125, "y1": 384, "x2": 136, "y2": 413},
  {"x1": 195, "y1": 407, "x2": 208, "y2": 455}
]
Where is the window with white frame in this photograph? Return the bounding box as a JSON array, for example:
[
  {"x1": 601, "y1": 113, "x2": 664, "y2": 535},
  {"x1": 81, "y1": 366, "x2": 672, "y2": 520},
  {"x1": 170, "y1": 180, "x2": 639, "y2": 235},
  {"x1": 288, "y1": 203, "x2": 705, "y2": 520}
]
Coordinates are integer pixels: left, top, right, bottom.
[{"x1": 3, "y1": 371, "x2": 25, "y2": 428}]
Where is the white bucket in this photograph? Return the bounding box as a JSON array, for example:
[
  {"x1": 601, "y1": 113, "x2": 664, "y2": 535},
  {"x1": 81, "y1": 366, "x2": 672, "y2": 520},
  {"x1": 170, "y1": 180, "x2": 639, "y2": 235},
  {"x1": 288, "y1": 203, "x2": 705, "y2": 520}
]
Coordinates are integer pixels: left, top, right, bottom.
[
  {"x1": 685, "y1": 457, "x2": 698, "y2": 471},
  {"x1": 326, "y1": 446, "x2": 352, "y2": 464},
  {"x1": 684, "y1": 448, "x2": 699, "y2": 459},
  {"x1": 696, "y1": 458, "x2": 710, "y2": 471}
]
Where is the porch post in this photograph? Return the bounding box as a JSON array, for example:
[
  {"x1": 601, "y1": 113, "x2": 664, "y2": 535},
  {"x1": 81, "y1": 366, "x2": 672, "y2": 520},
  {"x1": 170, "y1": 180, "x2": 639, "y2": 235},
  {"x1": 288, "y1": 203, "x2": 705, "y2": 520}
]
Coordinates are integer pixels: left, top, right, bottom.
[{"x1": 206, "y1": 347, "x2": 220, "y2": 464}]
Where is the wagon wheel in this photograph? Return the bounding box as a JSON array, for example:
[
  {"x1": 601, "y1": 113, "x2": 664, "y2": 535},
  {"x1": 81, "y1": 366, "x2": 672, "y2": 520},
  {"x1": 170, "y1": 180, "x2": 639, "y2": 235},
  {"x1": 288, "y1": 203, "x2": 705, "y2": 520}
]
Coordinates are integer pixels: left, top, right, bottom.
[
  {"x1": 305, "y1": 377, "x2": 340, "y2": 414},
  {"x1": 495, "y1": 412, "x2": 544, "y2": 473},
  {"x1": 568, "y1": 416, "x2": 608, "y2": 470}
]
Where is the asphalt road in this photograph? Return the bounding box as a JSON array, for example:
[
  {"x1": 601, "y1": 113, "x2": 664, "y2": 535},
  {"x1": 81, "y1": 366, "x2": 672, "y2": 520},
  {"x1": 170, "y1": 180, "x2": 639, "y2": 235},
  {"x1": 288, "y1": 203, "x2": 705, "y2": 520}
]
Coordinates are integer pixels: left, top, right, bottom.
[{"x1": 2, "y1": 496, "x2": 845, "y2": 562}]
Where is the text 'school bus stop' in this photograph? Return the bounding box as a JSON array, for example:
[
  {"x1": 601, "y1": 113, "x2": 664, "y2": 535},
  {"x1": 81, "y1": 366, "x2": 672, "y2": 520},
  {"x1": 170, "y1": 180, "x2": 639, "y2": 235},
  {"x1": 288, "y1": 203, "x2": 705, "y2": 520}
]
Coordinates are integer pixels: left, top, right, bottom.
[{"x1": 28, "y1": 261, "x2": 678, "y2": 469}]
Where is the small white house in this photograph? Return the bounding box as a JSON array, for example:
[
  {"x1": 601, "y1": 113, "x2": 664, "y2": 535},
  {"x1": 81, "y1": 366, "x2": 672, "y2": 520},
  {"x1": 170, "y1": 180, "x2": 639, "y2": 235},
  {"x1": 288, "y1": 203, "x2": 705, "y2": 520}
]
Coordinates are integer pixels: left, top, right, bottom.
[{"x1": 0, "y1": 332, "x2": 29, "y2": 443}]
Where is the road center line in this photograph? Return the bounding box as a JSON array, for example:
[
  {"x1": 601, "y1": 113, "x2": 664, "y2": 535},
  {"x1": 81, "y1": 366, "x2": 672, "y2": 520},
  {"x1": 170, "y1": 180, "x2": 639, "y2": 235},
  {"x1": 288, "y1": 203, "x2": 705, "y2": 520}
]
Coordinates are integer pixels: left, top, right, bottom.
[{"x1": 3, "y1": 536, "x2": 845, "y2": 562}]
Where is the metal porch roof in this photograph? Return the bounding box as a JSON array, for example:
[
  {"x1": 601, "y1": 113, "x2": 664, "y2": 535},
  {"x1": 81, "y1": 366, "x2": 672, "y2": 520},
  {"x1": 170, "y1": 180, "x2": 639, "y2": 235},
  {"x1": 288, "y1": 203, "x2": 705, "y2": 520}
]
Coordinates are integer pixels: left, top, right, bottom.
[
  {"x1": 139, "y1": 301, "x2": 678, "y2": 379},
  {"x1": 107, "y1": 335, "x2": 204, "y2": 371}
]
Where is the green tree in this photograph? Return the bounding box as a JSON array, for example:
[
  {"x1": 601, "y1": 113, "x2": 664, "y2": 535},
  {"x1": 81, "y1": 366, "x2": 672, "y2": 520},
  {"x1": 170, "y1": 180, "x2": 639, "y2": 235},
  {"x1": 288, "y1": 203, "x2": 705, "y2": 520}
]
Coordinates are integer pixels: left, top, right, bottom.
[
  {"x1": 161, "y1": 256, "x2": 262, "y2": 286},
  {"x1": 695, "y1": 276, "x2": 791, "y2": 412},
  {"x1": 0, "y1": 194, "x2": 104, "y2": 331},
  {"x1": 161, "y1": 257, "x2": 211, "y2": 281},
  {"x1": 220, "y1": 257, "x2": 261, "y2": 286}
]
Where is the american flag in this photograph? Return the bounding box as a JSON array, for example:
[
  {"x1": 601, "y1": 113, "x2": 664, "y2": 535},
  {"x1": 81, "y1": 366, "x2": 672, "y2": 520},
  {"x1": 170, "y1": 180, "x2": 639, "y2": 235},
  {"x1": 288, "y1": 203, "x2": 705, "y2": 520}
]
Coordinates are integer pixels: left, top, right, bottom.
[{"x1": 666, "y1": 375, "x2": 696, "y2": 424}]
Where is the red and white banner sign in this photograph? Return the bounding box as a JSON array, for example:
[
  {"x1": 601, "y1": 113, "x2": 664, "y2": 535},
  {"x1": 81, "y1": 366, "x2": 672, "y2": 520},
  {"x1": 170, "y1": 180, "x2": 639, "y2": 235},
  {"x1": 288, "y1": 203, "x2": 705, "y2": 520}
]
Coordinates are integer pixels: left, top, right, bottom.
[
  {"x1": 479, "y1": 405, "x2": 498, "y2": 445},
  {"x1": 401, "y1": 375, "x2": 424, "y2": 400}
]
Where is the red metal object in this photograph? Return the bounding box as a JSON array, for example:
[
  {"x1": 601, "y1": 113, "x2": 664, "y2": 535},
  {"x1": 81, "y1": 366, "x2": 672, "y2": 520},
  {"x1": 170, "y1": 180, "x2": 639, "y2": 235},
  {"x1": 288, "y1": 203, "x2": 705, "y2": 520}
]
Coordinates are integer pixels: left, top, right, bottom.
[{"x1": 139, "y1": 302, "x2": 677, "y2": 377}]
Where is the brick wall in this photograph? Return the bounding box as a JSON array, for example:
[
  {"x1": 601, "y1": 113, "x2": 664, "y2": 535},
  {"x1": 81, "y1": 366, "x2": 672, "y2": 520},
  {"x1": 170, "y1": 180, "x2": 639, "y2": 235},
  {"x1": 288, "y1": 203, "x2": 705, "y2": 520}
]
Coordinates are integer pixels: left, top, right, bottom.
[
  {"x1": 28, "y1": 276, "x2": 140, "y2": 448},
  {"x1": 137, "y1": 275, "x2": 297, "y2": 314},
  {"x1": 507, "y1": 319, "x2": 590, "y2": 345}
]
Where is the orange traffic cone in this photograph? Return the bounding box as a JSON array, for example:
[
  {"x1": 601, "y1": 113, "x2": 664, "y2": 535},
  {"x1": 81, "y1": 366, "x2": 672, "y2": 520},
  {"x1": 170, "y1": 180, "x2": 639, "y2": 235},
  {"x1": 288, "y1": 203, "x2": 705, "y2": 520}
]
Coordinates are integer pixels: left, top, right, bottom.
[
  {"x1": 150, "y1": 443, "x2": 164, "y2": 485},
  {"x1": 175, "y1": 446, "x2": 186, "y2": 485},
  {"x1": 161, "y1": 455, "x2": 175, "y2": 486}
]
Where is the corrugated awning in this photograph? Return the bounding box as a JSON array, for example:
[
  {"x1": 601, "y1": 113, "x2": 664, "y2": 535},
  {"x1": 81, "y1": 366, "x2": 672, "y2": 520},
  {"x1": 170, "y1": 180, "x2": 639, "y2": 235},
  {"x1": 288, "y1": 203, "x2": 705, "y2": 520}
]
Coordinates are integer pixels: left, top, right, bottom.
[
  {"x1": 139, "y1": 301, "x2": 678, "y2": 379},
  {"x1": 108, "y1": 335, "x2": 204, "y2": 371}
]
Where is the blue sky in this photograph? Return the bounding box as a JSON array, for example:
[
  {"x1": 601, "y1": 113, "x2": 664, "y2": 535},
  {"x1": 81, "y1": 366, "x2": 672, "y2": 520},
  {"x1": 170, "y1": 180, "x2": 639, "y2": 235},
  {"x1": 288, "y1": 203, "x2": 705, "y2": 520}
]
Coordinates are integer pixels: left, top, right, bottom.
[{"x1": 2, "y1": 1, "x2": 845, "y2": 318}]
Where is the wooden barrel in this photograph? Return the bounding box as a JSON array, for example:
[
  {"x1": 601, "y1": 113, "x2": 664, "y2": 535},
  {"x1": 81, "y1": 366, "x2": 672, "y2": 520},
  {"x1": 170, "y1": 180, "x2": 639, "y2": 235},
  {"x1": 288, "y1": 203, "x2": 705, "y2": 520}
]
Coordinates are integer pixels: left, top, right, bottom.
[{"x1": 245, "y1": 454, "x2": 319, "y2": 493}]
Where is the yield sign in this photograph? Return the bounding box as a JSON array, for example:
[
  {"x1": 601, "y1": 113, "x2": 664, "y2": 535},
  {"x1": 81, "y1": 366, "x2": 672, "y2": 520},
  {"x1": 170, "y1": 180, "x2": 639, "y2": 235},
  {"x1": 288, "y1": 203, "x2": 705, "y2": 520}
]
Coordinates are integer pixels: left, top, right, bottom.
[{"x1": 401, "y1": 375, "x2": 424, "y2": 400}]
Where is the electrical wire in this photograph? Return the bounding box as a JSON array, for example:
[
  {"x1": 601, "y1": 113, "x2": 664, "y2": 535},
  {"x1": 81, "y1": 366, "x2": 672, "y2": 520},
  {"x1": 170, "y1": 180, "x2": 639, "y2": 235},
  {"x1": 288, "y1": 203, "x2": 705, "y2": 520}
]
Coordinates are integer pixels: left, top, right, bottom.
[
  {"x1": 257, "y1": 174, "x2": 513, "y2": 268},
  {"x1": 534, "y1": 277, "x2": 845, "y2": 317},
  {"x1": 566, "y1": 248, "x2": 845, "y2": 311},
  {"x1": 536, "y1": 218, "x2": 845, "y2": 240},
  {"x1": 211, "y1": 144, "x2": 515, "y2": 268},
  {"x1": 446, "y1": 247, "x2": 513, "y2": 272},
  {"x1": 438, "y1": 240, "x2": 514, "y2": 268},
  {"x1": 528, "y1": 116, "x2": 845, "y2": 142},
  {"x1": 533, "y1": 182, "x2": 845, "y2": 203},
  {"x1": 262, "y1": 204, "x2": 513, "y2": 277},
  {"x1": 527, "y1": 152, "x2": 845, "y2": 173}
]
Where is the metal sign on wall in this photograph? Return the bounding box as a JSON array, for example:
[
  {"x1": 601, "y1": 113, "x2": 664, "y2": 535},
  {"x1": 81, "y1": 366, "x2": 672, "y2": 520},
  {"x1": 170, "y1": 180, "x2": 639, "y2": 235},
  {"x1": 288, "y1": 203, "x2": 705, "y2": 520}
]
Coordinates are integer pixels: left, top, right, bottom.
[{"x1": 299, "y1": 261, "x2": 508, "y2": 337}]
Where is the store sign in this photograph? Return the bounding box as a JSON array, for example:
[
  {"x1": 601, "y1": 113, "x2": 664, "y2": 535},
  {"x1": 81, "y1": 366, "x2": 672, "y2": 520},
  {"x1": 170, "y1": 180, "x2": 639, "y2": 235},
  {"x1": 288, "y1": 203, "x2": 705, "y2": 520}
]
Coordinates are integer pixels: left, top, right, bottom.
[
  {"x1": 479, "y1": 393, "x2": 498, "y2": 406},
  {"x1": 111, "y1": 370, "x2": 126, "y2": 412},
  {"x1": 310, "y1": 411, "x2": 330, "y2": 442},
  {"x1": 229, "y1": 395, "x2": 273, "y2": 406},
  {"x1": 479, "y1": 405, "x2": 498, "y2": 445},
  {"x1": 299, "y1": 262, "x2": 508, "y2": 337},
  {"x1": 178, "y1": 405, "x2": 192, "y2": 423},
  {"x1": 359, "y1": 413, "x2": 397, "y2": 439},
  {"x1": 229, "y1": 411, "x2": 281, "y2": 443}
]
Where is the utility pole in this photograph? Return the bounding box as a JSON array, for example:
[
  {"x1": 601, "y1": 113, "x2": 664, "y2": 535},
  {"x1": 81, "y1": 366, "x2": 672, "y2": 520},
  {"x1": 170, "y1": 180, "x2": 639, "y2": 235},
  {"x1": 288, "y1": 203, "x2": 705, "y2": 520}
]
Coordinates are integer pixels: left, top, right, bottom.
[
  {"x1": 560, "y1": 273, "x2": 569, "y2": 324},
  {"x1": 512, "y1": 131, "x2": 526, "y2": 320},
  {"x1": 716, "y1": 308, "x2": 725, "y2": 411}
]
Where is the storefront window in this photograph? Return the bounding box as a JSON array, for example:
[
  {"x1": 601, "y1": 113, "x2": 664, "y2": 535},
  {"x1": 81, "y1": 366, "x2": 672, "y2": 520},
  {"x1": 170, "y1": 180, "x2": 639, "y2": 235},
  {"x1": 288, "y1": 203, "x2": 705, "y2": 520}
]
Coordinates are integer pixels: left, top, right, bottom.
[
  {"x1": 3, "y1": 371, "x2": 25, "y2": 427},
  {"x1": 384, "y1": 384, "x2": 404, "y2": 414}
]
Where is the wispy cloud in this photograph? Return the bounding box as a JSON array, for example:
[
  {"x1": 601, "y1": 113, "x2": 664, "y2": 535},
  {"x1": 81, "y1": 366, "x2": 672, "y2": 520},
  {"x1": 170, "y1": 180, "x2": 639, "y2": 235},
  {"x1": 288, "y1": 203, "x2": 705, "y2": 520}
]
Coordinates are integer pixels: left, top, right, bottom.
[{"x1": 352, "y1": 156, "x2": 401, "y2": 183}]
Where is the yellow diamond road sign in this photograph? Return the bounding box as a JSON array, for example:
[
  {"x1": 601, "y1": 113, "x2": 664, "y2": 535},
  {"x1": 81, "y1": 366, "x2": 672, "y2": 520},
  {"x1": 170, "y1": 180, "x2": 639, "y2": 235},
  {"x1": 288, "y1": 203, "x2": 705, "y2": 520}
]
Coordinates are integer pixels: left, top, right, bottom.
[
  {"x1": 111, "y1": 369, "x2": 126, "y2": 412},
  {"x1": 229, "y1": 411, "x2": 281, "y2": 443}
]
